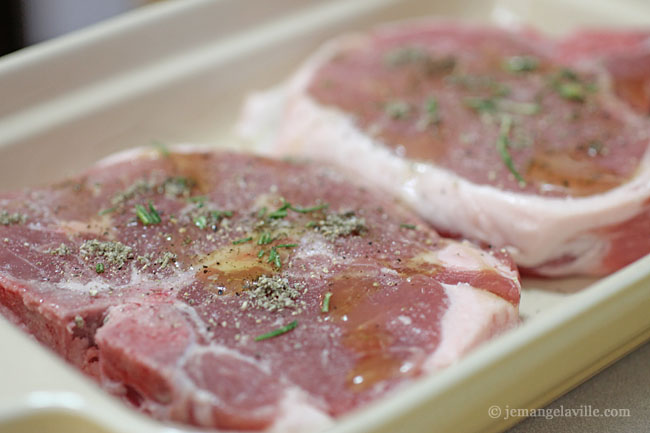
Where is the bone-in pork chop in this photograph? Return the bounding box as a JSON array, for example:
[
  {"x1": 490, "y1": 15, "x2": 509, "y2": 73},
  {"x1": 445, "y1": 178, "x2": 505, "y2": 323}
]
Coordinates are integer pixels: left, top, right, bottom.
[
  {"x1": 0, "y1": 146, "x2": 520, "y2": 431},
  {"x1": 239, "y1": 21, "x2": 650, "y2": 276}
]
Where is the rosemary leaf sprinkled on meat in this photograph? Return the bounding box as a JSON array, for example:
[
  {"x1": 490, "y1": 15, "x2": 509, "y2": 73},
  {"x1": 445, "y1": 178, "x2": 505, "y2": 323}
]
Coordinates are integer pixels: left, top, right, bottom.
[
  {"x1": 385, "y1": 100, "x2": 411, "y2": 119},
  {"x1": 191, "y1": 208, "x2": 232, "y2": 231},
  {"x1": 111, "y1": 176, "x2": 195, "y2": 207},
  {"x1": 233, "y1": 236, "x2": 253, "y2": 245},
  {"x1": 496, "y1": 115, "x2": 526, "y2": 186},
  {"x1": 265, "y1": 200, "x2": 328, "y2": 219},
  {"x1": 503, "y1": 55, "x2": 539, "y2": 73},
  {"x1": 254, "y1": 320, "x2": 298, "y2": 342},
  {"x1": 98, "y1": 206, "x2": 118, "y2": 216},
  {"x1": 550, "y1": 68, "x2": 597, "y2": 103},
  {"x1": 384, "y1": 46, "x2": 431, "y2": 66},
  {"x1": 421, "y1": 97, "x2": 441, "y2": 126},
  {"x1": 111, "y1": 178, "x2": 151, "y2": 206},
  {"x1": 290, "y1": 203, "x2": 329, "y2": 213},
  {"x1": 151, "y1": 140, "x2": 170, "y2": 157},
  {"x1": 384, "y1": 46, "x2": 456, "y2": 74},
  {"x1": 160, "y1": 177, "x2": 194, "y2": 198},
  {"x1": 135, "y1": 202, "x2": 162, "y2": 225},
  {"x1": 321, "y1": 292, "x2": 333, "y2": 313}
]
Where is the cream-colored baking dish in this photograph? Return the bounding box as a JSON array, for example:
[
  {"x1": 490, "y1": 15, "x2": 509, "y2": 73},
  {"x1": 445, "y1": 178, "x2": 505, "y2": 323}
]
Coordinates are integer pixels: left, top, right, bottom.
[{"x1": 1, "y1": 0, "x2": 649, "y2": 432}]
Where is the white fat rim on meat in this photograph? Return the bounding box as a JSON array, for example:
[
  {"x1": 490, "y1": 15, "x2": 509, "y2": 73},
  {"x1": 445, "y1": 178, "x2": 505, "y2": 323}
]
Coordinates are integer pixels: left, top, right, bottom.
[
  {"x1": 237, "y1": 33, "x2": 650, "y2": 276},
  {"x1": 94, "y1": 143, "x2": 218, "y2": 169},
  {"x1": 423, "y1": 282, "x2": 518, "y2": 372},
  {"x1": 434, "y1": 241, "x2": 518, "y2": 281},
  {"x1": 267, "y1": 388, "x2": 334, "y2": 433}
]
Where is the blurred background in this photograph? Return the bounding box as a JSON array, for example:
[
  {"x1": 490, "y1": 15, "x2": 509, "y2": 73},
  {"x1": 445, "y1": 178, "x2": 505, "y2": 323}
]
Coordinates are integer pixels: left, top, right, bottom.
[{"x1": 0, "y1": 0, "x2": 158, "y2": 56}]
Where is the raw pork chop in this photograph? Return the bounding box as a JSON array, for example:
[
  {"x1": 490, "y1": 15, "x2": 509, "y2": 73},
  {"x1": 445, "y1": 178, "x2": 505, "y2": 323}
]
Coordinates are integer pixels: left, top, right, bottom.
[
  {"x1": 0, "y1": 146, "x2": 520, "y2": 432},
  {"x1": 239, "y1": 21, "x2": 650, "y2": 276}
]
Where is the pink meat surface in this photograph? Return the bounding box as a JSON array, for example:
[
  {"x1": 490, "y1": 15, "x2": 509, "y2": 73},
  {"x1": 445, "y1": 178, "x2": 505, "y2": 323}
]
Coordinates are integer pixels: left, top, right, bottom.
[
  {"x1": 556, "y1": 30, "x2": 650, "y2": 114},
  {"x1": 0, "y1": 146, "x2": 520, "y2": 432},
  {"x1": 239, "y1": 21, "x2": 650, "y2": 276}
]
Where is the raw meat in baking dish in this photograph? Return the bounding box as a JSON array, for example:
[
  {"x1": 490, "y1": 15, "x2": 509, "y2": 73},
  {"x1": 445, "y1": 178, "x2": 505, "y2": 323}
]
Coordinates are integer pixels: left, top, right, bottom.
[
  {"x1": 0, "y1": 146, "x2": 520, "y2": 432},
  {"x1": 239, "y1": 21, "x2": 650, "y2": 277}
]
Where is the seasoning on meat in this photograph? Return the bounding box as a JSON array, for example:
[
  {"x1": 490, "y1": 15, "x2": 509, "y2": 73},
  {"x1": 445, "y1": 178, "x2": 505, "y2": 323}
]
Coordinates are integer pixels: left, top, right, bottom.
[
  {"x1": 80, "y1": 239, "x2": 133, "y2": 269},
  {"x1": 0, "y1": 210, "x2": 26, "y2": 226}
]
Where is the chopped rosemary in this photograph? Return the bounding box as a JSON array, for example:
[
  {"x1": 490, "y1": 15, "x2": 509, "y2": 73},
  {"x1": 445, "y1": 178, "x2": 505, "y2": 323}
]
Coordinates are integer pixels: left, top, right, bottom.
[
  {"x1": 191, "y1": 209, "x2": 232, "y2": 231},
  {"x1": 188, "y1": 195, "x2": 207, "y2": 206},
  {"x1": 498, "y1": 99, "x2": 540, "y2": 115},
  {"x1": 268, "y1": 203, "x2": 290, "y2": 219},
  {"x1": 384, "y1": 46, "x2": 455, "y2": 73},
  {"x1": 257, "y1": 207, "x2": 268, "y2": 218},
  {"x1": 135, "y1": 202, "x2": 162, "y2": 225},
  {"x1": 465, "y1": 97, "x2": 539, "y2": 116},
  {"x1": 400, "y1": 223, "x2": 416, "y2": 230},
  {"x1": 276, "y1": 243, "x2": 298, "y2": 249},
  {"x1": 160, "y1": 177, "x2": 194, "y2": 198},
  {"x1": 215, "y1": 210, "x2": 233, "y2": 218},
  {"x1": 290, "y1": 203, "x2": 329, "y2": 213},
  {"x1": 322, "y1": 292, "x2": 333, "y2": 313},
  {"x1": 551, "y1": 68, "x2": 595, "y2": 102},
  {"x1": 258, "y1": 243, "x2": 299, "y2": 268},
  {"x1": 152, "y1": 140, "x2": 170, "y2": 157},
  {"x1": 557, "y1": 82, "x2": 585, "y2": 102},
  {"x1": 425, "y1": 97, "x2": 440, "y2": 124},
  {"x1": 257, "y1": 232, "x2": 273, "y2": 245},
  {"x1": 417, "y1": 97, "x2": 441, "y2": 130},
  {"x1": 384, "y1": 46, "x2": 430, "y2": 66},
  {"x1": 448, "y1": 74, "x2": 510, "y2": 97},
  {"x1": 98, "y1": 206, "x2": 117, "y2": 216},
  {"x1": 267, "y1": 200, "x2": 328, "y2": 219},
  {"x1": 111, "y1": 178, "x2": 151, "y2": 206},
  {"x1": 464, "y1": 97, "x2": 497, "y2": 114},
  {"x1": 496, "y1": 115, "x2": 526, "y2": 185},
  {"x1": 385, "y1": 100, "x2": 411, "y2": 119},
  {"x1": 558, "y1": 68, "x2": 579, "y2": 81},
  {"x1": 503, "y1": 55, "x2": 539, "y2": 73},
  {"x1": 95, "y1": 263, "x2": 105, "y2": 274},
  {"x1": 193, "y1": 215, "x2": 207, "y2": 230},
  {"x1": 254, "y1": 320, "x2": 298, "y2": 341},
  {"x1": 232, "y1": 236, "x2": 253, "y2": 245},
  {"x1": 267, "y1": 247, "x2": 281, "y2": 268}
]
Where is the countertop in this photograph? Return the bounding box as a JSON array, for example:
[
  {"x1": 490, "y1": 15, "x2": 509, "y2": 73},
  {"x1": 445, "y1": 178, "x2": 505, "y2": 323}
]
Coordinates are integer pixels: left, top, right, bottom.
[{"x1": 508, "y1": 341, "x2": 650, "y2": 432}]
